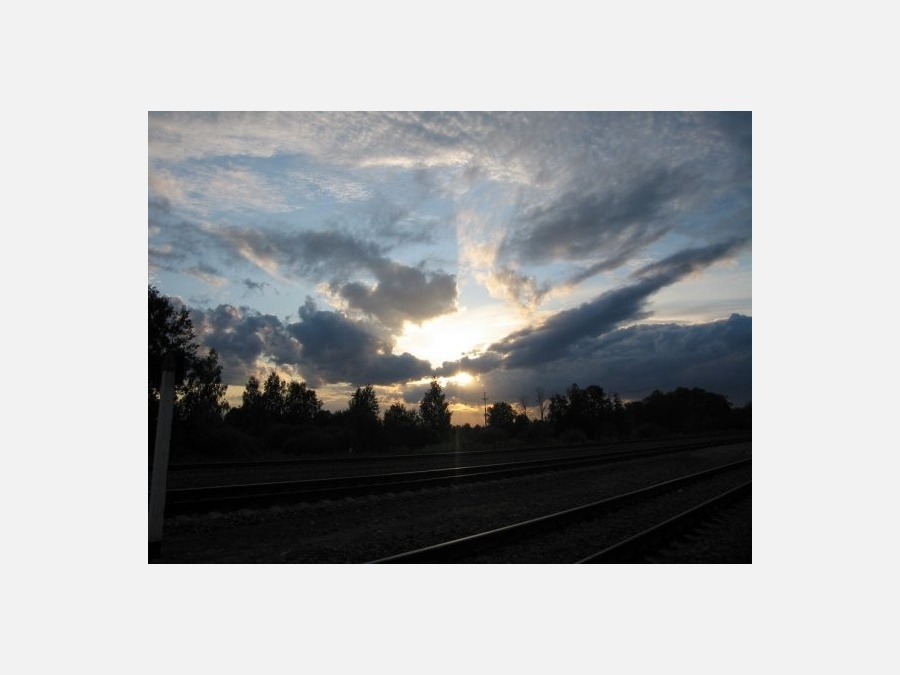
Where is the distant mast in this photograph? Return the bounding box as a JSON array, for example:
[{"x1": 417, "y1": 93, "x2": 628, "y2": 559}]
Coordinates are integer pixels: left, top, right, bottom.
[{"x1": 482, "y1": 391, "x2": 488, "y2": 427}]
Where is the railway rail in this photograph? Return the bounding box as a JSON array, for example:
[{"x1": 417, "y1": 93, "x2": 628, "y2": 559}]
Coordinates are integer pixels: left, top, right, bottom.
[
  {"x1": 159, "y1": 438, "x2": 749, "y2": 517},
  {"x1": 153, "y1": 433, "x2": 749, "y2": 473},
  {"x1": 367, "y1": 458, "x2": 751, "y2": 563},
  {"x1": 578, "y1": 481, "x2": 751, "y2": 563}
]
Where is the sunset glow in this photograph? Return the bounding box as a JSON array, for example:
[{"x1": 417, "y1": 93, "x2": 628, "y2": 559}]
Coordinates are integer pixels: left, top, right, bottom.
[{"x1": 150, "y1": 112, "x2": 752, "y2": 414}]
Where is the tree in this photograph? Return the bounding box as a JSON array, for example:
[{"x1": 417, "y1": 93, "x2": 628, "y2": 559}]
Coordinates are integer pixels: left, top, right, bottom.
[
  {"x1": 384, "y1": 402, "x2": 419, "y2": 428},
  {"x1": 242, "y1": 376, "x2": 262, "y2": 410},
  {"x1": 230, "y1": 375, "x2": 264, "y2": 430},
  {"x1": 149, "y1": 286, "x2": 230, "y2": 456},
  {"x1": 419, "y1": 379, "x2": 452, "y2": 435},
  {"x1": 349, "y1": 385, "x2": 380, "y2": 422},
  {"x1": 487, "y1": 401, "x2": 516, "y2": 429},
  {"x1": 611, "y1": 392, "x2": 629, "y2": 435},
  {"x1": 384, "y1": 403, "x2": 422, "y2": 449},
  {"x1": 283, "y1": 380, "x2": 322, "y2": 425},
  {"x1": 517, "y1": 393, "x2": 530, "y2": 419},
  {"x1": 149, "y1": 285, "x2": 197, "y2": 404},
  {"x1": 178, "y1": 348, "x2": 229, "y2": 424},
  {"x1": 534, "y1": 386, "x2": 547, "y2": 422},
  {"x1": 348, "y1": 385, "x2": 381, "y2": 451},
  {"x1": 261, "y1": 371, "x2": 287, "y2": 422},
  {"x1": 547, "y1": 393, "x2": 570, "y2": 432}
]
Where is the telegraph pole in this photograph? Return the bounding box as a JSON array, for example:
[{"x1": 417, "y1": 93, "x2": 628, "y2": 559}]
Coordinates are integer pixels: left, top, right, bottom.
[
  {"x1": 482, "y1": 391, "x2": 488, "y2": 427},
  {"x1": 149, "y1": 352, "x2": 177, "y2": 560}
]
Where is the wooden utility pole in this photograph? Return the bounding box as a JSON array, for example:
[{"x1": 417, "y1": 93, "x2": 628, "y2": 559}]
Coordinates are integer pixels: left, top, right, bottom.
[{"x1": 149, "y1": 352, "x2": 177, "y2": 560}]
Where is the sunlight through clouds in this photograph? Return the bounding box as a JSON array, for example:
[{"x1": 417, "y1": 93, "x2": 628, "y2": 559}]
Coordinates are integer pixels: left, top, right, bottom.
[{"x1": 150, "y1": 112, "x2": 752, "y2": 410}]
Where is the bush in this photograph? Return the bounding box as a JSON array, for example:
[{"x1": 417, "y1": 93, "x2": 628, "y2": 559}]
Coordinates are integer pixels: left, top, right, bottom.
[
  {"x1": 525, "y1": 420, "x2": 551, "y2": 443},
  {"x1": 280, "y1": 425, "x2": 334, "y2": 456},
  {"x1": 634, "y1": 422, "x2": 668, "y2": 439},
  {"x1": 176, "y1": 424, "x2": 260, "y2": 461},
  {"x1": 478, "y1": 426, "x2": 510, "y2": 447},
  {"x1": 560, "y1": 427, "x2": 588, "y2": 445},
  {"x1": 260, "y1": 423, "x2": 299, "y2": 453}
]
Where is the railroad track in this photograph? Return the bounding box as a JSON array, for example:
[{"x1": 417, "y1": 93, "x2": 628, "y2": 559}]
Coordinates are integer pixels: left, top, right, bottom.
[
  {"x1": 367, "y1": 458, "x2": 751, "y2": 563},
  {"x1": 153, "y1": 433, "x2": 750, "y2": 473},
  {"x1": 160, "y1": 438, "x2": 749, "y2": 516},
  {"x1": 577, "y1": 481, "x2": 751, "y2": 563}
]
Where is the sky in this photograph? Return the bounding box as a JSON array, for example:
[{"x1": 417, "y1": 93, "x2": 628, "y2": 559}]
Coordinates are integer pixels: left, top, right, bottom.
[{"x1": 149, "y1": 112, "x2": 751, "y2": 424}]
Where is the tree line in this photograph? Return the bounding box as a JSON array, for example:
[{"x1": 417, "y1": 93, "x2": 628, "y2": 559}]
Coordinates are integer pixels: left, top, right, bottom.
[{"x1": 149, "y1": 286, "x2": 750, "y2": 461}]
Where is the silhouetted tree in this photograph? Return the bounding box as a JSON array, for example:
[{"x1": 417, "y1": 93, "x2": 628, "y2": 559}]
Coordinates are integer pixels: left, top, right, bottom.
[
  {"x1": 283, "y1": 380, "x2": 322, "y2": 425},
  {"x1": 518, "y1": 393, "x2": 530, "y2": 419},
  {"x1": 487, "y1": 401, "x2": 516, "y2": 429},
  {"x1": 384, "y1": 402, "x2": 422, "y2": 449},
  {"x1": 534, "y1": 387, "x2": 547, "y2": 422},
  {"x1": 178, "y1": 348, "x2": 229, "y2": 424},
  {"x1": 629, "y1": 387, "x2": 734, "y2": 434},
  {"x1": 349, "y1": 385, "x2": 379, "y2": 421},
  {"x1": 419, "y1": 379, "x2": 452, "y2": 436},
  {"x1": 230, "y1": 375, "x2": 264, "y2": 430},
  {"x1": 149, "y1": 285, "x2": 197, "y2": 405},
  {"x1": 261, "y1": 371, "x2": 287, "y2": 422},
  {"x1": 611, "y1": 392, "x2": 629, "y2": 436},
  {"x1": 150, "y1": 286, "x2": 231, "y2": 457},
  {"x1": 348, "y1": 385, "x2": 381, "y2": 451},
  {"x1": 547, "y1": 392, "x2": 570, "y2": 433}
]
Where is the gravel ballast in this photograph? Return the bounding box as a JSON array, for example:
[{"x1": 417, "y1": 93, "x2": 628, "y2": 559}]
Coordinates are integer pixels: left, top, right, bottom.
[{"x1": 153, "y1": 441, "x2": 751, "y2": 563}]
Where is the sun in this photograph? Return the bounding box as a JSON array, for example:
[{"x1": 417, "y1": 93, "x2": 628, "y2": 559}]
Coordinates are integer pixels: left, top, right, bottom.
[{"x1": 448, "y1": 371, "x2": 474, "y2": 386}]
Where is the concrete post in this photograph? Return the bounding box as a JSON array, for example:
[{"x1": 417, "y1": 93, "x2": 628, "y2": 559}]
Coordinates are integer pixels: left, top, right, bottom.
[{"x1": 149, "y1": 352, "x2": 177, "y2": 560}]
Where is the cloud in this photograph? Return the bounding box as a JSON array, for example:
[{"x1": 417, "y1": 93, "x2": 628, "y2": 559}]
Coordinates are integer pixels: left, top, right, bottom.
[
  {"x1": 189, "y1": 304, "x2": 302, "y2": 381},
  {"x1": 489, "y1": 278, "x2": 659, "y2": 369},
  {"x1": 484, "y1": 265, "x2": 551, "y2": 309},
  {"x1": 473, "y1": 314, "x2": 752, "y2": 408},
  {"x1": 189, "y1": 297, "x2": 434, "y2": 388},
  {"x1": 434, "y1": 351, "x2": 506, "y2": 378},
  {"x1": 241, "y1": 278, "x2": 270, "y2": 295},
  {"x1": 630, "y1": 236, "x2": 750, "y2": 284},
  {"x1": 287, "y1": 299, "x2": 433, "y2": 385},
  {"x1": 149, "y1": 111, "x2": 487, "y2": 168},
  {"x1": 149, "y1": 113, "x2": 751, "y2": 409},
  {"x1": 334, "y1": 262, "x2": 457, "y2": 329},
  {"x1": 212, "y1": 226, "x2": 458, "y2": 327},
  {"x1": 184, "y1": 262, "x2": 227, "y2": 287},
  {"x1": 500, "y1": 166, "x2": 696, "y2": 278},
  {"x1": 149, "y1": 212, "x2": 460, "y2": 329},
  {"x1": 450, "y1": 239, "x2": 750, "y2": 372}
]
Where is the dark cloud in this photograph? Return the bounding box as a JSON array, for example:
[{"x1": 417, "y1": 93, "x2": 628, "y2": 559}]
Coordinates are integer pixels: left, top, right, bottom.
[
  {"x1": 500, "y1": 166, "x2": 696, "y2": 276},
  {"x1": 190, "y1": 304, "x2": 303, "y2": 383},
  {"x1": 490, "y1": 279, "x2": 658, "y2": 369},
  {"x1": 189, "y1": 297, "x2": 433, "y2": 388},
  {"x1": 462, "y1": 239, "x2": 750, "y2": 372},
  {"x1": 219, "y1": 226, "x2": 458, "y2": 327},
  {"x1": 287, "y1": 299, "x2": 433, "y2": 384},
  {"x1": 334, "y1": 262, "x2": 457, "y2": 328},
  {"x1": 434, "y1": 352, "x2": 506, "y2": 377},
  {"x1": 150, "y1": 214, "x2": 460, "y2": 331},
  {"x1": 707, "y1": 111, "x2": 752, "y2": 159},
  {"x1": 473, "y1": 314, "x2": 751, "y2": 408},
  {"x1": 212, "y1": 225, "x2": 458, "y2": 327},
  {"x1": 213, "y1": 227, "x2": 387, "y2": 279},
  {"x1": 631, "y1": 236, "x2": 751, "y2": 284}
]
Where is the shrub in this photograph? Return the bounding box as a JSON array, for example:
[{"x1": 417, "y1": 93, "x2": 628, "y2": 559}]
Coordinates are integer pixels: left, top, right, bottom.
[
  {"x1": 178, "y1": 424, "x2": 260, "y2": 461},
  {"x1": 560, "y1": 427, "x2": 588, "y2": 445}
]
